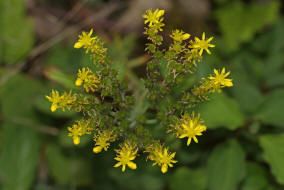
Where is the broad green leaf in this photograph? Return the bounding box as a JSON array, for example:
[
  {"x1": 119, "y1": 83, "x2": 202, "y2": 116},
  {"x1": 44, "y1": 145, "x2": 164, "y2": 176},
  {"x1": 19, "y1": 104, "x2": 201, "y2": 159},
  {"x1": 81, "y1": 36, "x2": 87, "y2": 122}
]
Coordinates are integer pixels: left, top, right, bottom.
[
  {"x1": 208, "y1": 139, "x2": 246, "y2": 190},
  {"x1": 0, "y1": 0, "x2": 34, "y2": 63},
  {"x1": 241, "y1": 162, "x2": 269, "y2": 190},
  {"x1": 257, "y1": 89, "x2": 284, "y2": 128},
  {"x1": 266, "y1": 73, "x2": 284, "y2": 88},
  {"x1": 231, "y1": 81, "x2": 263, "y2": 115},
  {"x1": 109, "y1": 164, "x2": 164, "y2": 190},
  {"x1": 197, "y1": 93, "x2": 244, "y2": 130},
  {"x1": 0, "y1": 74, "x2": 44, "y2": 119},
  {"x1": 260, "y1": 134, "x2": 284, "y2": 185},
  {"x1": 170, "y1": 167, "x2": 207, "y2": 190},
  {"x1": 44, "y1": 67, "x2": 76, "y2": 89},
  {"x1": 45, "y1": 44, "x2": 92, "y2": 72},
  {"x1": 46, "y1": 144, "x2": 72, "y2": 185},
  {"x1": 0, "y1": 123, "x2": 40, "y2": 190},
  {"x1": 215, "y1": 1, "x2": 279, "y2": 51},
  {"x1": 0, "y1": 74, "x2": 44, "y2": 190},
  {"x1": 264, "y1": 53, "x2": 284, "y2": 81},
  {"x1": 45, "y1": 144, "x2": 93, "y2": 186},
  {"x1": 269, "y1": 18, "x2": 284, "y2": 53}
]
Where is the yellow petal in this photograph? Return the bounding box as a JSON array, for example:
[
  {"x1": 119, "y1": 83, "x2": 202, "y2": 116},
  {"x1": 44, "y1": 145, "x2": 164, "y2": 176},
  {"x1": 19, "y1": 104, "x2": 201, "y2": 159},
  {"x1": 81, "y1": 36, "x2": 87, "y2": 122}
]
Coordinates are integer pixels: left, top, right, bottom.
[
  {"x1": 93, "y1": 146, "x2": 103, "y2": 153},
  {"x1": 199, "y1": 49, "x2": 204, "y2": 56},
  {"x1": 51, "y1": 104, "x2": 58, "y2": 112},
  {"x1": 187, "y1": 138, "x2": 192, "y2": 146},
  {"x1": 127, "y1": 162, "x2": 137, "y2": 170},
  {"x1": 75, "y1": 78, "x2": 83, "y2": 86},
  {"x1": 193, "y1": 136, "x2": 198, "y2": 143},
  {"x1": 161, "y1": 164, "x2": 168, "y2": 173},
  {"x1": 74, "y1": 42, "x2": 83, "y2": 49},
  {"x1": 225, "y1": 81, "x2": 233, "y2": 87},
  {"x1": 157, "y1": 10, "x2": 165, "y2": 17},
  {"x1": 73, "y1": 136, "x2": 80, "y2": 145},
  {"x1": 182, "y1": 33, "x2": 190, "y2": 40},
  {"x1": 114, "y1": 162, "x2": 121, "y2": 168}
]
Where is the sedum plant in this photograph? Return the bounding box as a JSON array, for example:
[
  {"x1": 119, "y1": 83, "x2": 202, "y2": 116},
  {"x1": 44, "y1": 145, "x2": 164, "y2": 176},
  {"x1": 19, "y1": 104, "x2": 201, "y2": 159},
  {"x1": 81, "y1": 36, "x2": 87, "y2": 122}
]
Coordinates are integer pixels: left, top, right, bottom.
[{"x1": 46, "y1": 9, "x2": 233, "y2": 173}]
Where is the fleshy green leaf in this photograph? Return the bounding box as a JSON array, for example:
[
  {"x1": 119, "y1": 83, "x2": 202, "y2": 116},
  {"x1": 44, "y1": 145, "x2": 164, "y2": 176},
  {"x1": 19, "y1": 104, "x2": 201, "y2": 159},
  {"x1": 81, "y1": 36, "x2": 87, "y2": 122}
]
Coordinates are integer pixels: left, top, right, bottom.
[
  {"x1": 170, "y1": 167, "x2": 207, "y2": 190},
  {"x1": 208, "y1": 139, "x2": 246, "y2": 190},
  {"x1": 260, "y1": 134, "x2": 284, "y2": 185},
  {"x1": 197, "y1": 93, "x2": 244, "y2": 130}
]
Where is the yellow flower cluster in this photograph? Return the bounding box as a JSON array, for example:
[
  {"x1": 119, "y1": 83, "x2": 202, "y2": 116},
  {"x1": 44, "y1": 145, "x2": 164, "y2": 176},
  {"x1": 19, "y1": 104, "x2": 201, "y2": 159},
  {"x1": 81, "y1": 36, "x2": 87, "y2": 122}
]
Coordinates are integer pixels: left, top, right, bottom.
[
  {"x1": 170, "y1": 30, "x2": 190, "y2": 42},
  {"x1": 74, "y1": 29, "x2": 96, "y2": 51},
  {"x1": 192, "y1": 67, "x2": 233, "y2": 98},
  {"x1": 142, "y1": 9, "x2": 165, "y2": 27},
  {"x1": 74, "y1": 29, "x2": 107, "y2": 62},
  {"x1": 45, "y1": 9, "x2": 234, "y2": 174},
  {"x1": 93, "y1": 130, "x2": 117, "y2": 153},
  {"x1": 192, "y1": 32, "x2": 215, "y2": 56},
  {"x1": 68, "y1": 119, "x2": 92, "y2": 145},
  {"x1": 176, "y1": 112, "x2": 207, "y2": 146},
  {"x1": 114, "y1": 141, "x2": 138, "y2": 172},
  {"x1": 142, "y1": 9, "x2": 165, "y2": 45},
  {"x1": 75, "y1": 67, "x2": 100, "y2": 92},
  {"x1": 209, "y1": 68, "x2": 233, "y2": 92},
  {"x1": 146, "y1": 144, "x2": 177, "y2": 173},
  {"x1": 46, "y1": 90, "x2": 76, "y2": 112}
]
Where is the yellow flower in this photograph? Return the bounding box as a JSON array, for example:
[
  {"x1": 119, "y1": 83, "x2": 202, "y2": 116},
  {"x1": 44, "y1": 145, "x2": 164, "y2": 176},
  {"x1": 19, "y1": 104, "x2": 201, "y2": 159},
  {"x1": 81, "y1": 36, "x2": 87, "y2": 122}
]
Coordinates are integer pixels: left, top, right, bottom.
[
  {"x1": 177, "y1": 112, "x2": 206, "y2": 146},
  {"x1": 142, "y1": 9, "x2": 165, "y2": 27},
  {"x1": 209, "y1": 68, "x2": 233, "y2": 87},
  {"x1": 68, "y1": 124, "x2": 83, "y2": 145},
  {"x1": 170, "y1": 30, "x2": 190, "y2": 42},
  {"x1": 76, "y1": 67, "x2": 100, "y2": 92},
  {"x1": 46, "y1": 90, "x2": 61, "y2": 112},
  {"x1": 59, "y1": 91, "x2": 76, "y2": 111},
  {"x1": 68, "y1": 119, "x2": 92, "y2": 145},
  {"x1": 74, "y1": 29, "x2": 96, "y2": 49},
  {"x1": 46, "y1": 90, "x2": 75, "y2": 112},
  {"x1": 192, "y1": 32, "x2": 215, "y2": 56},
  {"x1": 114, "y1": 141, "x2": 138, "y2": 172},
  {"x1": 146, "y1": 144, "x2": 177, "y2": 173},
  {"x1": 93, "y1": 130, "x2": 117, "y2": 153}
]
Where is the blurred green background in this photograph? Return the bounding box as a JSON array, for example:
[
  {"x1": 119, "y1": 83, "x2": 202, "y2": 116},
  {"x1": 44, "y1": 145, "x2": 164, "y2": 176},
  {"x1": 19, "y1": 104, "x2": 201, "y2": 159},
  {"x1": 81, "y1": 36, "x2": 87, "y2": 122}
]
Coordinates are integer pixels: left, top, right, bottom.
[{"x1": 1, "y1": 0, "x2": 284, "y2": 190}]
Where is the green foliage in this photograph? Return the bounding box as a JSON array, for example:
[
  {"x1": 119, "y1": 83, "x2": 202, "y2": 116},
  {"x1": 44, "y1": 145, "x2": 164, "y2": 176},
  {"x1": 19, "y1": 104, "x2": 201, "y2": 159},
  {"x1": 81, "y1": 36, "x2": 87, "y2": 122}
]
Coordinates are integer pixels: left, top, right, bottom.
[
  {"x1": 0, "y1": 74, "x2": 43, "y2": 190},
  {"x1": 231, "y1": 82, "x2": 264, "y2": 115},
  {"x1": 0, "y1": 0, "x2": 34, "y2": 64},
  {"x1": 0, "y1": 123, "x2": 40, "y2": 190},
  {"x1": 215, "y1": 0, "x2": 280, "y2": 51},
  {"x1": 170, "y1": 167, "x2": 207, "y2": 190},
  {"x1": 1, "y1": 0, "x2": 284, "y2": 189},
  {"x1": 44, "y1": 67, "x2": 76, "y2": 89},
  {"x1": 46, "y1": 144, "x2": 93, "y2": 185},
  {"x1": 257, "y1": 89, "x2": 284, "y2": 128},
  {"x1": 241, "y1": 162, "x2": 269, "y2": 190},
  {"x1": 207, "y1": 140, "x2": 246, "y2": 190},
  {"x1": 197, "y1": 93, "x2": 244, "y2": 130},
  {"x1": 260, "y1": 134, "x2": 284, "y2": 185}
]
